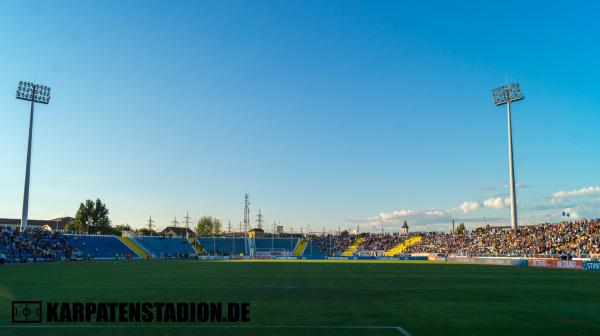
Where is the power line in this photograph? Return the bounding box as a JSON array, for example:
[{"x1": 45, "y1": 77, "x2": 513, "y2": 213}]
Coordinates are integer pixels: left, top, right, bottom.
[
  {"x1": 183, "y1": 211, "x2": 192, "y2": 230},
  {"x1": 243, "y1": 194, "x2": 250, "y2": 232},
  {"x1": 147, "y1": 216, "x2": 155, "y2": 232}
]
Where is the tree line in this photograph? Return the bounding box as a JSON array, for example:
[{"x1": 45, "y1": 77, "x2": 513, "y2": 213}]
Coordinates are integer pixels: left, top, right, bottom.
[{"x1": 65, "y1": 198, "x2": 224, "y2": 236}]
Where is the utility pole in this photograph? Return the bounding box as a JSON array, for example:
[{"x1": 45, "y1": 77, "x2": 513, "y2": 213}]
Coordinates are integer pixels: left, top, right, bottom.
[
  {"x1": 256, "y1": 209, "x2": 264, "y2": 230},
  {"x1": 148, "y1": 216, "x2": 155, "y2": 234},
  {"x1": 243, "y1": 194, "x2": 250, "y2": 232},
  {"x1": 183, "y1": 211, "x2": 192, "y2": 230},
  {"x1": 228, "y1": 220, "x2": 232, "y2": 233},
  {"x1": 171, "y1": 217, "x2": 179, "y2": 227}
]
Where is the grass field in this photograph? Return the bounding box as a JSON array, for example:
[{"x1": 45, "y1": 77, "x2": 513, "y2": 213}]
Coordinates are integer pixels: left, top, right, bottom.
[{"x1": 0, "y1": 260, "x2": 599, "y2": 336}]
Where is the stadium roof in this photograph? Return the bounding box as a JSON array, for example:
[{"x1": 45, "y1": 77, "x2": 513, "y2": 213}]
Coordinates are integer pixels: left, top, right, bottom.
[{"x1": 0, "y1": 217, "x2": 74, "y2": 229}]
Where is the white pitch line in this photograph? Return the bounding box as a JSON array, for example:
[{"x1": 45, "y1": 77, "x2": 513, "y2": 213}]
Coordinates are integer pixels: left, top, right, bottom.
[
  {"x1": 0, "y1": 324, "x2": 400, "y2": 330},
  {"x1": 396, "y1": 325, "x2": 412, "y2": 336}
]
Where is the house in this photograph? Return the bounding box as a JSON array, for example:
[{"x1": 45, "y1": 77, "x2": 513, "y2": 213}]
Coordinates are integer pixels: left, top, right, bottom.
[
  {"x1": 161, "y1": 226, "x2": 195, "y2": 237},
  {"x1": 247, "y1": 228, "x2": 264, "y2": 238}
]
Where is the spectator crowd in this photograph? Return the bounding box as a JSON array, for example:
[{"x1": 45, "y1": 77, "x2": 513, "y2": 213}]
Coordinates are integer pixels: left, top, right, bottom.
[
  {"x1": 307, "y1": 232, "x2": 358, "y2": 255},
  {"x1": 303, "y1": 219, "x2": 600, "y2": 257},
  {"x1": 0, "y1": 226, "x2": 71, "y2": 263},
  {"x1": 404, "y1": 219, "x2": 600, "y2": 257},
  {"x1": 355, "y1": 233, "x2": 410, "y2": 254},
  {"x1": 2, "y1": 219, "x2": 599, "y2": 262}
]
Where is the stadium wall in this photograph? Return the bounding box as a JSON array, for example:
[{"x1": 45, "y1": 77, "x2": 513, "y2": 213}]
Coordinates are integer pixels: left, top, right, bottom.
[
  {"x1": 447, "y1": 256, "x2": 528, "y2": 267},
  {"x1": 583, "y1": 260, "x2": 600, "y2": 271},
  {"x1": 527, "y1": 258, "x2": 584, "y2": 270},
  {"x1": 273, "y1": 256, "x2": 428, "y2": 261}
]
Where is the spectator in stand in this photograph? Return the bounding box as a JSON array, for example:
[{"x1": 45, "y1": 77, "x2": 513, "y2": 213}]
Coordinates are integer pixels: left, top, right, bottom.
[
  {"x1": 403, "y1": 219, "x2": 600, "y2": 257},
  {"x1": 0, "y1": 226, "x2": 71, "y2": 262},
  {"x1": 355, "y1": 233, "x2": 411, "y2": 255}
]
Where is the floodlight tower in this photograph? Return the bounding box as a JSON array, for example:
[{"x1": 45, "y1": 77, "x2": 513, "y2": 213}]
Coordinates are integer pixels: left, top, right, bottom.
[
  {"x1": 16, "y1": 81, "x2": 51, "y2": 229},
  {"x1": 492, "y1": 82, "x2": 524, "y2": 229}
]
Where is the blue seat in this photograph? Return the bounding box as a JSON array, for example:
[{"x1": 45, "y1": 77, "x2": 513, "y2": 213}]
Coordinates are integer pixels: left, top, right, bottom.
[
  {"x1": 132, "y1": 237, "x2": 195, "y2": 258},
  {"x1": 196, "y1": 237, "x2": 247, "y2": 255},
  {"x1": 254, "y1": 237, "x2": 298, "y2": 254},
  {"x1": 66, "y1": 235, "x2": 137, "y2": 259}
]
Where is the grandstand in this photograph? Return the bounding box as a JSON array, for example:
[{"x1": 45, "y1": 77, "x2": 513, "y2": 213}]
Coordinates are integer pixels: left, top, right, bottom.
[
  {"x1": 131, "y1": 236, "x2": 195, "y2": 258},
  {"x1": 302, "y1": 237, "x2": 328, "y2": 257},
  {"x1": 2, "y1": 219, "x2": 600, "y2": 262},
  {"x1": 254, "y1": 237, "x2": 299, "y2": 256},
  {"x1": 192, "y1": 236, "x2": 300, "y2": 257},
  {"x1": 195, "y1": 237, "x2": 248, "y2": 255},
  {"x1": 65, "y1": 234, "x2": 139, "y2": 259}
]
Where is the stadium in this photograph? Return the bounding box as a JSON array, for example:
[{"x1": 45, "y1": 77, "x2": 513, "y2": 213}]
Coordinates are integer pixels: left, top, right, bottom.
[
  {"x1": 2, "y1": 1, "x2": 600, "y2": 335},
  {"x1": 1, "y1": 218, "x2": 600, "y2": 335}
]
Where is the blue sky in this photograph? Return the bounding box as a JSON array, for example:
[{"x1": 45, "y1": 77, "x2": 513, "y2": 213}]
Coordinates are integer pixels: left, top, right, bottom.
[{"x1": 1, "y1": 0, "x2": 599, "y2": 232}]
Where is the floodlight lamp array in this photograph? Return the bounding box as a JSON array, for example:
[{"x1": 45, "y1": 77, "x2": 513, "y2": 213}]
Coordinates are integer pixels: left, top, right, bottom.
[
  {"x1": 492, "y1": 82, "x2": 523, "y2": 106},
  {"x1": 16, "y1": 81, "x2": 51, "y2": 104}
]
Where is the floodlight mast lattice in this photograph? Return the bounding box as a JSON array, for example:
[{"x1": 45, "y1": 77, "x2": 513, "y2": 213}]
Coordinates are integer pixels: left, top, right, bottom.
[
  {"x1": 492, "y1": 82, "x2": 523, "y2": 229},
  {"x1": 16, "y1": 81, "x2": 51, "y2": 229}
]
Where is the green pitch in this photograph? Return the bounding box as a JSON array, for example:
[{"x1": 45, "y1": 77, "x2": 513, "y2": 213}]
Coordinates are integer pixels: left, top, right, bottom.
[{"x1": 1, "y1": 260, "x2": 598, "y2": 336}]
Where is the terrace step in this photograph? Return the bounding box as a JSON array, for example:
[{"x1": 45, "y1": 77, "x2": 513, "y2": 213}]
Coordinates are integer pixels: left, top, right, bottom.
[
  {"x1": 384, "y1": 236, "x2": 422, "y2": 256},
  {"x1": 187, "y1": 237, "x2": 201, "y2": 254},
  {"x1": 342, "y1": 237, "x2": 365, "y2": 256},
  {"x1": 292, "y1": 238, "x2": 307, "y2": 256},
  {"x1": 119, "y1": 236, "x2": 150, "y2": 259}
]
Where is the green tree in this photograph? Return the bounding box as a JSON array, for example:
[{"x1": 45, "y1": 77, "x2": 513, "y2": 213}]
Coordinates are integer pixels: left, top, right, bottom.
[
  {"x1": 136, "y1": 228, "x2": 157, "y2": 236},
  {"x1": 195, "y1": 216, "x2": 221, "y2": 236},
  {"x1": 65, "y1": 219, "x2": 86, "y2": 233},
  {"x1": 212, "y1": 218, "x2": 222, "y2": 235},
  {"x1": 114, "y1": 224, "x2": 132, "y2": 234},
  {"x1": 455, "y1": 223, "x2": 466, "y2": 234},
  {"x1": 71, "y1": 198, "x2": 112, "y2": 234}
]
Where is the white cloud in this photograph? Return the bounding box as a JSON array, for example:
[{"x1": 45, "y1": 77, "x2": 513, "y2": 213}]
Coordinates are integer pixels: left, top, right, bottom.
[
  {"x1": 374, "y1": 209, "x2": 418, "y2": 222},
  {"x1": 424, "y1": 209, "x2": 448, "y2": 216},
  {"x1": 370, "y1": 199, "x2": 483, "y2": 229},
  {"x1": 459, "y1": 201, "x2": 479, "y2": 213},
  {"x1": 369, "y1": 208, "x2": 452, "y2": 228},
  {"x1": 553, "y1": 186, "x2": 600, "y2": 200},
  {"x1": 562, "y1": 208, "x2": 579, "y2": 219},
  {"x1": 483, "y1": 197, "x2": 511, "y2": 209}
]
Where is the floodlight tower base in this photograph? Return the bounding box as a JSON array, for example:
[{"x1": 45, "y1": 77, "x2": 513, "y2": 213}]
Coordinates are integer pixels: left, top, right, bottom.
[
  {"x1": 507, "y1": 100, "x2": 518, "y2": 229},
  {"x1": 21, "y1": 91, "x2": 35, "y2": 230}
]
